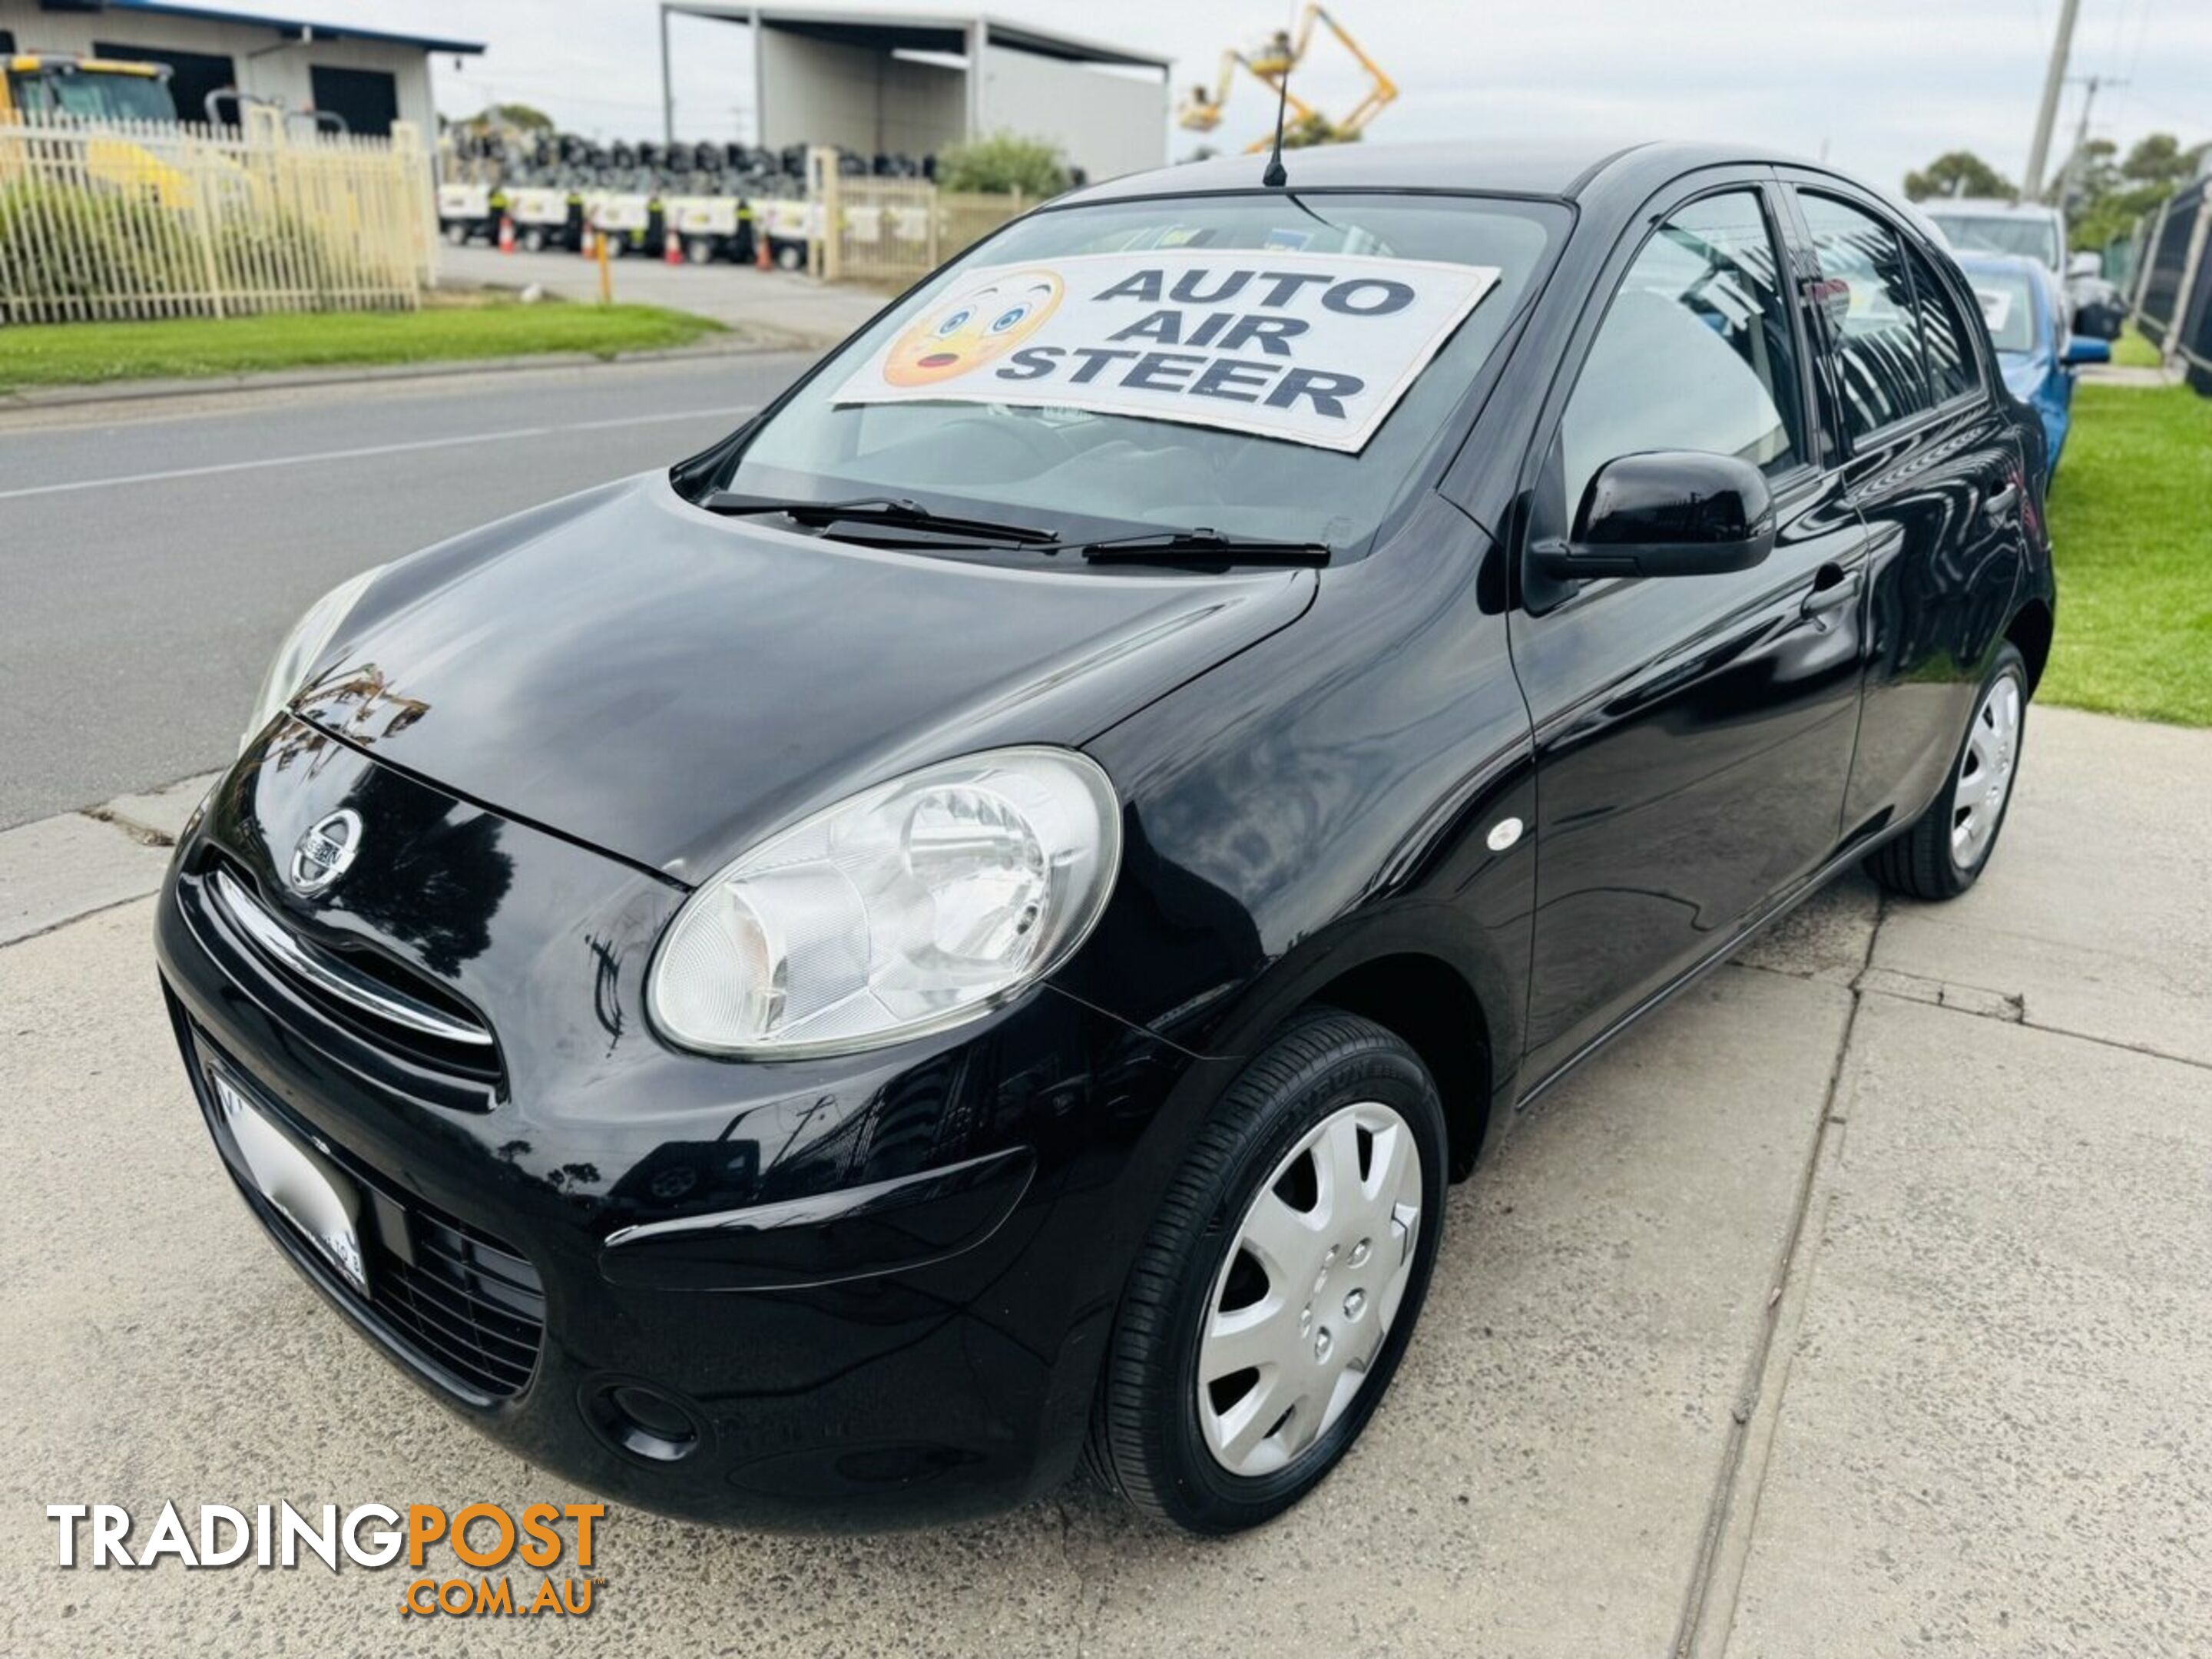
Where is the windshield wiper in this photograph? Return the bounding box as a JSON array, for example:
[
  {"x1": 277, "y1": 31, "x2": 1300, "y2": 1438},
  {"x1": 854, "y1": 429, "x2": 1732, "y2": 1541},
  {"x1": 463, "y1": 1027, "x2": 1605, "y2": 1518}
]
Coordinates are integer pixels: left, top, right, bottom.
[
  {"x1": 698, "y1": 492, "x2": 1061, "y2": 546},
  {"x1": 1074, "y1": 528, "x2": 1333, "y2": 568}
]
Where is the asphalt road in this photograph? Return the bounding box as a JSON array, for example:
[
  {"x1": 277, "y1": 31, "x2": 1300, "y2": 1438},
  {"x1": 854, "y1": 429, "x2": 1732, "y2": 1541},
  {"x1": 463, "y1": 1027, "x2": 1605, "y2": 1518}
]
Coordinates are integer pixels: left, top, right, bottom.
[{"x1": 0, "y1": 352, "x2": 816, "y2": 829}]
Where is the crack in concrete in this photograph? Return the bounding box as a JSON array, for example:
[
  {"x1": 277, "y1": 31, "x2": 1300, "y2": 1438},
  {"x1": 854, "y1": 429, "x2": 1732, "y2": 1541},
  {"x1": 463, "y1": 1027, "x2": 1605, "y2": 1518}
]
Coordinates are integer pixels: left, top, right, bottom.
[
  {"x1": 1670, "y1": 892, "x2": 1886, "y2": 1657},
  {"x1": 1853, "y1": 973, "x2": 2212, "y2": 1074},
  {"x1": 78, "y1": 806, "x2": 177, "y2": 850},
  {"x1": 1855, "y1": 964, "x2": 2025, "y2": 1022}
]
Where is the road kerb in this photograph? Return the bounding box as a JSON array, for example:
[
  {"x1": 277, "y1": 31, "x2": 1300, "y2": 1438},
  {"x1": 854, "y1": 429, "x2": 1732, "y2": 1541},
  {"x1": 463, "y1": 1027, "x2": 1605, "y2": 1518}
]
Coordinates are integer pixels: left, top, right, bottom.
[{"x1": 1, "y1": 771, "x2": 218, "y2": 947}]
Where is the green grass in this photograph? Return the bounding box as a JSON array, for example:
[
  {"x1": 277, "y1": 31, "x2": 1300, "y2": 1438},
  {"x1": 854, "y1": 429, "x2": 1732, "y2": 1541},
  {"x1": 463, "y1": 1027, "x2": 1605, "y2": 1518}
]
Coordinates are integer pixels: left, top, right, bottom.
[
  {"x1": 2041, "y1": 384, "x2": 2212, "y2": 726},
  {"x1": 0, "y1": 300, "x2": 725, "y2": 391},
  {"x1": 2109, "y1": 324, "x2": 2163, "y2": 369}
]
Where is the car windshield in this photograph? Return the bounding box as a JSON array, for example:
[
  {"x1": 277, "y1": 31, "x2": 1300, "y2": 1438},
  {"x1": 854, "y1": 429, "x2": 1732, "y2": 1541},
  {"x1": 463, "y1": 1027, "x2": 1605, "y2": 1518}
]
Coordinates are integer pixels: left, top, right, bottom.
[
  {"x1": 1929, "y1": 212, "x2": 2061, "y2": 273},
  {"x1": 710, "y1": 191, "x2": 1564, "y2": 558},
  {"x1": 1966, "y1": 270, "x2": 2038, "y2": 354}
]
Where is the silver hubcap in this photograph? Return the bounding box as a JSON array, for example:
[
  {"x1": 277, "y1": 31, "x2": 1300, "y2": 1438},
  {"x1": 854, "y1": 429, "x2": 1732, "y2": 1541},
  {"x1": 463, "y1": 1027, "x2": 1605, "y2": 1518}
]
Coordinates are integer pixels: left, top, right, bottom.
[
  {"x1": 1196, "y1": 1101, "x2": 1424, "y2": 1478},
  {"x1": 1952, "y1": 674, "x2": 2022, "y2": 868}
]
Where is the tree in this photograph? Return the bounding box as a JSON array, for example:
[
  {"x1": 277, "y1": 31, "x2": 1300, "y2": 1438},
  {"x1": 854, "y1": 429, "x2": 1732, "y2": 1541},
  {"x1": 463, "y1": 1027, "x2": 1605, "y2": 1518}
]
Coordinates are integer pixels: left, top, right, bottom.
[
  {"x1": 935, "y1": 131, "x2": 1070, "y2": 197},
  {"x1": 2121, "y1": 133, "x2": 2190, "y2": 187},
  {"x1": 467, "y1": 102, "x2": 554, "y2": 132},
  {"x1": 1280, "y1": 110, "x2": 1360, "y2": 149},
  {"x1": 1903, "y1": 150, "x2": 2017, "y2": 203},
  {"x1": 2065, "y1": 131, "x2": 2211, "y2": 252}
]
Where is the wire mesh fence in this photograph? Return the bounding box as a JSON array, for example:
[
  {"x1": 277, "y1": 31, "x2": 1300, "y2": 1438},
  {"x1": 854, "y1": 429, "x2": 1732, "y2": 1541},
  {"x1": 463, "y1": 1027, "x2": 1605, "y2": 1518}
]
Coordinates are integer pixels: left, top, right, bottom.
[
  {"x1": 0, "y1": 108, "x2": 432, "y2": 325},
  {"x1": 2130, "y1": 178, "x2": 2212, "y2": 390}
]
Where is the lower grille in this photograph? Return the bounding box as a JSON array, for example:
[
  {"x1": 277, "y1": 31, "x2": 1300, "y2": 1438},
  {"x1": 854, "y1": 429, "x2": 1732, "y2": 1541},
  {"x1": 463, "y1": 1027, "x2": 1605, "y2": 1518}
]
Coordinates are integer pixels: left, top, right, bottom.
[
  {"x1": 372, "y1": 1214, "x2": 545, "y2": 1401},
  {"x1": 180, "y1": 1010, "x2": 545, "y2": 1404}
]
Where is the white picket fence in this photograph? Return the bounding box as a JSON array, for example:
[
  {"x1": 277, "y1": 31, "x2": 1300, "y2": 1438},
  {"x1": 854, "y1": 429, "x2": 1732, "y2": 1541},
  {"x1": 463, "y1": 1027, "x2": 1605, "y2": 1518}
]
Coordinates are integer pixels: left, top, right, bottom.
[{"x1": 0, "y1": 108, "x2": 433, "y2": 324}]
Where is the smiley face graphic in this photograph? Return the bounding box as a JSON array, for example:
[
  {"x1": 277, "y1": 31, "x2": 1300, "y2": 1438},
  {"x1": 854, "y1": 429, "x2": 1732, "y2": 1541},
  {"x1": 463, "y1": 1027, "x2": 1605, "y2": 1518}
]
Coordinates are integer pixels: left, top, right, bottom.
[{"x1": 882, "y1": 270, "x2": 1065, "y2": 388}]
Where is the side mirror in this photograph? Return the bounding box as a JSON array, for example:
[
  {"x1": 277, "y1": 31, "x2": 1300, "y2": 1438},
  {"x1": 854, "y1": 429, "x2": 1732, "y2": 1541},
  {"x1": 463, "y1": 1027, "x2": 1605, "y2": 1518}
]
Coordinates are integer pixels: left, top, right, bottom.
[
  {"x1": 1532, "y1": 451, "x2": 1777, "y2": 581},
  {"x1": 2063, "y1": 335, "x2": 2111, "y2": 366},
  {"x1": 2068, "y1": 251, "x2": 2102, "y2": 280}
]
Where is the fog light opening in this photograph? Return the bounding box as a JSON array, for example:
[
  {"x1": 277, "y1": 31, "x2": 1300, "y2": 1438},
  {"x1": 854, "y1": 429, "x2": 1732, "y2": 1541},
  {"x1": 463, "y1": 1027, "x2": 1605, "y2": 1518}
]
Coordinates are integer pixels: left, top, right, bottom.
[{"x1": 581, "y1": 1379, "x2": 704, "y2": 1464}]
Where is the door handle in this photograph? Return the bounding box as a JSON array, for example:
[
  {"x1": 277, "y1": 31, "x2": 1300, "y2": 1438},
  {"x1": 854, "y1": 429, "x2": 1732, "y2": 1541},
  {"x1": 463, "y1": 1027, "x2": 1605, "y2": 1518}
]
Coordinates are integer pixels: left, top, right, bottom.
[
  {"x1": 1801, "y1": 564, "x2": 1861, "y2": 624},
  {"x1": 1985, "y1": 483, "x2": 2021, "y2": 525}
]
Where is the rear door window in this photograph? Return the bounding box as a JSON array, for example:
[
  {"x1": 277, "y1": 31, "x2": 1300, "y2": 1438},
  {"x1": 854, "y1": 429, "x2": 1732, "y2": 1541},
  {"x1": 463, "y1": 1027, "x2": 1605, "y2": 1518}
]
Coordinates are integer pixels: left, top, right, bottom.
[
  {"x1": 1797, "y1": 193, "x2": 1933, "y2": 442},
  {"x1": 1902, "y1": 240, "x2": 1981, "y2": 402}
]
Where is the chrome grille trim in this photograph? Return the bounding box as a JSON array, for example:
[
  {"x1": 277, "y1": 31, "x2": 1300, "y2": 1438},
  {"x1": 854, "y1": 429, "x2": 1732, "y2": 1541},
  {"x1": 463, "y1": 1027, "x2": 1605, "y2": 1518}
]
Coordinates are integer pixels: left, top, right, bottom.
[{"x1": 206, "y1": 867, "x2": 494, "y2": 1048}]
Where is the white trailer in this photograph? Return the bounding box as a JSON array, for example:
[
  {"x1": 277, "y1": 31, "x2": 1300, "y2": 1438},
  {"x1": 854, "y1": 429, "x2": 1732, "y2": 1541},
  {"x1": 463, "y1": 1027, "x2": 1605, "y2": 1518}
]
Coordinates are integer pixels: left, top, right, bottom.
[{"x1": 435, "y1": 181, "x2": 495, "y2": 246}]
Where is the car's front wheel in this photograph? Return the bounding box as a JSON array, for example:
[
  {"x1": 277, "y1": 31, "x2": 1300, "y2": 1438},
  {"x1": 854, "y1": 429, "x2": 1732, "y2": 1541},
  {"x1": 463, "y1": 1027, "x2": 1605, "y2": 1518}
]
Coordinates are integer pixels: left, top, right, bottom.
[
  {"x1": 1086, "y1": 1008, "x2": 1447, "y2": 1534},
  {"x1": 1866, "y1": 641, "x2": 2028, "y2": 900}
]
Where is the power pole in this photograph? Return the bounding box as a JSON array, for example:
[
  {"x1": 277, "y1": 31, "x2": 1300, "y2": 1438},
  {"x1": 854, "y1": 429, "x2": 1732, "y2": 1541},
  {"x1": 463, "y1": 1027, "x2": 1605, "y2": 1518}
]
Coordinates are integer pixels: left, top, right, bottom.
[
  {"x1": 658, "y1": 2, "x2": 676, "y2": 148},
  {"x1": 2057, "y1": 73, "x2": 2126, "y2": 203},
  {"x1": 2023, "y1": 0, "x2": 2081, "y2": 202}
]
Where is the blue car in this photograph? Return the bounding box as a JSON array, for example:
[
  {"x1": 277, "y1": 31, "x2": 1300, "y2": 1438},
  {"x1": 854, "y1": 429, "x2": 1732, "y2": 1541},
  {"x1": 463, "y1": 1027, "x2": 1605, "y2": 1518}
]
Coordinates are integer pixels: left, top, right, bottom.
[{"x1": 1959, "y1": 251, "x2": 2108, "y2": 482}]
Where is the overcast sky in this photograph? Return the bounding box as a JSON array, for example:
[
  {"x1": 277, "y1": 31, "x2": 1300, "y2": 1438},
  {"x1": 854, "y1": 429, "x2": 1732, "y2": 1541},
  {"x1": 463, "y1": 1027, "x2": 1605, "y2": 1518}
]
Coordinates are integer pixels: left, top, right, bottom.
[{"x1": 257, "y1": 0, "x2": 2205, "y2": 193}]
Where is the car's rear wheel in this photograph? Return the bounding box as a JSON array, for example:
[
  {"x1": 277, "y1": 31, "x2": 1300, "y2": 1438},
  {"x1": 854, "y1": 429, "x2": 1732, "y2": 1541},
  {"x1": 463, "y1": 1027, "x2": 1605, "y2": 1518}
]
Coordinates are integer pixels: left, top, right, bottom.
[
  {"x1": 1866, "y1": 642, "x2": 2028, "y2": 901},
  {"x1": 1086, "y1": 1008, "x2": 1447, "y2": 1534}
]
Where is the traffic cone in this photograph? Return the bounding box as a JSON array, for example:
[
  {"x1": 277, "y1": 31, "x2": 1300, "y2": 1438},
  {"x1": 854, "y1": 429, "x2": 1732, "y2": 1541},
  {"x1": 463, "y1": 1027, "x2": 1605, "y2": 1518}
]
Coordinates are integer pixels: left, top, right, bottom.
[
  {"x1": 580, "y1": 225, "x2": 595, "y2": 260},
  {"x1": 665, "y1": 225, "x2": 683, "y2": 266},
  {"x1": 756, "y1": 230, "x2": 771, "y2": 272},
  {"x1": 497, "y1": 214, "x2": 515, "y2": 255}
]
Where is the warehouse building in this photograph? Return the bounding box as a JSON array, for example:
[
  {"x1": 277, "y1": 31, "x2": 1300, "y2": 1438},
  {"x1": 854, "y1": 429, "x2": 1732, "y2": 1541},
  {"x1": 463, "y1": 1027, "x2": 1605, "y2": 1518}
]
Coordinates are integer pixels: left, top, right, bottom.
[
  {"x1": 0, "y1": 0, "x2": 481, "y2": 134},
  {"x1": 657, "y1": 4, "x2": 1171, "y2": 183}
]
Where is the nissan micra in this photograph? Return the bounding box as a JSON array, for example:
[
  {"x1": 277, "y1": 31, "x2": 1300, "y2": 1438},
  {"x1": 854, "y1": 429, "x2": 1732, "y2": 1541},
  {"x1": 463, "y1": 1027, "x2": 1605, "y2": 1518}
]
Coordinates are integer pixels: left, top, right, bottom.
[{"x1": 158, "y1": 141, "x2": 2052, "y2": 1535}]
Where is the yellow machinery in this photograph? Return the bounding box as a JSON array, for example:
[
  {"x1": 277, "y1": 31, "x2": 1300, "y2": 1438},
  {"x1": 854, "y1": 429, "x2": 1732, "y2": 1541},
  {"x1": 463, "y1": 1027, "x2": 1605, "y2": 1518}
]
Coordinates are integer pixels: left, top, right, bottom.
[
  {"x1": 2, "y1": 53, "x2": 178, "y2": 124},
  {"x1": 0, "y1": 53, "x2": 244, "y2": 211},
  {"x1": 1175, "y1": 6, "x2": 1398, "y2": 151}
]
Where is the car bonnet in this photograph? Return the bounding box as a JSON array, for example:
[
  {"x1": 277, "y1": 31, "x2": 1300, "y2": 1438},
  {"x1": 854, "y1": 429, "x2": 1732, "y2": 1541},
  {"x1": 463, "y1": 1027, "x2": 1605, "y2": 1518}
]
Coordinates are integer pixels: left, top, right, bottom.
[{"x1": 288, "y1": 472, "x2": 1317, "y2": 884}]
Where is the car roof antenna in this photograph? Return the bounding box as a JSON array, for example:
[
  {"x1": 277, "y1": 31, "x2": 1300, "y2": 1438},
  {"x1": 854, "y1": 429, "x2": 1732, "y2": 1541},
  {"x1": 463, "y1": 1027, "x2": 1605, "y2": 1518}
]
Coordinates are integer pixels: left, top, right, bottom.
[{"x1": 1261, "y1": 55, "x2": 1291, "y2": 188}]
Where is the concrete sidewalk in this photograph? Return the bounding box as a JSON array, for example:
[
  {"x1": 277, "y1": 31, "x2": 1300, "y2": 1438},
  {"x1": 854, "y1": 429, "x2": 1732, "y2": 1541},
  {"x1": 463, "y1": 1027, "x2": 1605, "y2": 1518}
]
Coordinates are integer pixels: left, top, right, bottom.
[
  {"x1": 442, "y1": 241, "x2": 884, "y2": 343},
  {"x1": 2, "y1": 707, "x2": 2205, "y2": 1657}
]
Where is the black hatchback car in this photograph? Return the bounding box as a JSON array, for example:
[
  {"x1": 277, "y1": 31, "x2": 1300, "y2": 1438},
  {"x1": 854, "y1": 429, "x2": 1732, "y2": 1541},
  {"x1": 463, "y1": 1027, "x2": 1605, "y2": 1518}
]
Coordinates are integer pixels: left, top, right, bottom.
[{"x1": 158, "y1": 141, "x2": 2051, "y2": 1535}]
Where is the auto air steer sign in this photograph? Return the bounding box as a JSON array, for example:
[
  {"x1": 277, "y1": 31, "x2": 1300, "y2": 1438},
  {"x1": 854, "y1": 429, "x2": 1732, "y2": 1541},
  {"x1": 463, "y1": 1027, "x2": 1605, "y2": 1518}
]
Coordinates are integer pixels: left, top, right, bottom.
[{"x1": 833, "y1": 250, "x2": 1501, "y2": 454}]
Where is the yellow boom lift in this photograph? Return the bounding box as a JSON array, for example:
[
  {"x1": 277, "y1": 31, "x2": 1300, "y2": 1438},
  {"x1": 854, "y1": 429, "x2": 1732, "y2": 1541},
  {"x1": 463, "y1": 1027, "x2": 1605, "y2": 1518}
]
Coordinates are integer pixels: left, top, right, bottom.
[{"x1": 1176, "y1": 5, "x2": 1398, "y2": 152}]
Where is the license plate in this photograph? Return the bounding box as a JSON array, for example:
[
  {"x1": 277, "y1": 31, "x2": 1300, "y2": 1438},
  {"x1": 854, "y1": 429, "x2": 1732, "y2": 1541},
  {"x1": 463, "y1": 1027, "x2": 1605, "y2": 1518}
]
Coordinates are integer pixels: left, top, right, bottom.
[{"x1": 210, "y1": 1070, "x2": 369, "y2": 1295}]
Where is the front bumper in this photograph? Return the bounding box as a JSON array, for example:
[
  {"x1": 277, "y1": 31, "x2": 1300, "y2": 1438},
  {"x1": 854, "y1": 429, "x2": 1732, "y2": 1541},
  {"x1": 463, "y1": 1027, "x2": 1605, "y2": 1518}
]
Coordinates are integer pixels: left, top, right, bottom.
[{"x1": 154, "y1": 722, "x2": 1205, "y2": 1530}]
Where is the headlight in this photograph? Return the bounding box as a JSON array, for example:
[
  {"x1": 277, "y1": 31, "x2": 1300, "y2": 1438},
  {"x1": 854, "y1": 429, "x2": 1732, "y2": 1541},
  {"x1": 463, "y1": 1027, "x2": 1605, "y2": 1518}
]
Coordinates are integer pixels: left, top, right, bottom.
[
  {"x1": 649, "y1": 747, "x2": 1121, "y2": 1058},
  {"x1": 240, "y1": 567, "x2": 382, "y2": 751}
]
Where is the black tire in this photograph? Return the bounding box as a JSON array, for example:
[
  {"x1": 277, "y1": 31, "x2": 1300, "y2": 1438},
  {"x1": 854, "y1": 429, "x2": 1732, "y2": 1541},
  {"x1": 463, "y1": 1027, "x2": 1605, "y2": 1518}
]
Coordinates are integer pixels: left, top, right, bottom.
[
  {"x1": 684, "y1": 237, "x2": 716, "y2": 265},
  {"x1": 521, "y1": 225, "x2": 548, "y2": 253},
  {"x1": 1085, "y1": 1008, "x2": 1448, "y2": 1534},
  {"x1": 1865, "y1": 642, "x2": 2028, "y2": 901}
]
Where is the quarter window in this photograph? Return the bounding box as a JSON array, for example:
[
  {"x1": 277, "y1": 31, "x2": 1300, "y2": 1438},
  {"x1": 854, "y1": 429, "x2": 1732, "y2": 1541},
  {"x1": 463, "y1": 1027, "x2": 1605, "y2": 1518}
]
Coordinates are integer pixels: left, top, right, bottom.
[
  {"x1": 1902, "y1": 240, "x2": 1979, "y2": 403},
  {"x1": 1561, "y1": 190, "x2": 1803, "y2": 527},
  {"x1": 1797, "y1": 193, "x2": 1932, "y2": 440}
]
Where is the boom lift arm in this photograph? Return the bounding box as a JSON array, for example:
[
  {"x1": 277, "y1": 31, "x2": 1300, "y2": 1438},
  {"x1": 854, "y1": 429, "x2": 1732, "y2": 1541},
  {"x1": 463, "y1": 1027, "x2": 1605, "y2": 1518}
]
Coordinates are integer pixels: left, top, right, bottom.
[{"x1": 1174, "y1": 6, "x2": 1399, "y2": 152}]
